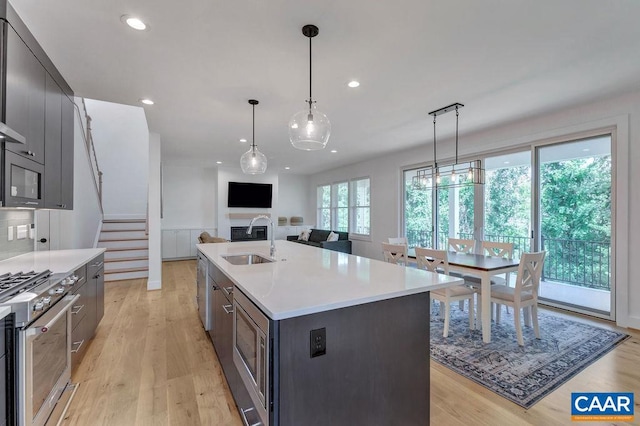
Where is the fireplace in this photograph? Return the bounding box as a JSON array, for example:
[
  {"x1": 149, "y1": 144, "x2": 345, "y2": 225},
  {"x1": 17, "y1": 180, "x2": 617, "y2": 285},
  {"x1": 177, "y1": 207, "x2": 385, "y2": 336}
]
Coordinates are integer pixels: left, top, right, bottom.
[{"x1": 230, "y1": 226, "x2": 267, "y2": 242}]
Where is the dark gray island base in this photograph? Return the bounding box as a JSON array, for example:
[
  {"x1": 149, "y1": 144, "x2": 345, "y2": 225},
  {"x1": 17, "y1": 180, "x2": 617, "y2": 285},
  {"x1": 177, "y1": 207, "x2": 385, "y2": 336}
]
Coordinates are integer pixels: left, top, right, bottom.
[
  {"x1": 206, "y1": 258, "x2": 431, "y2": 426},
  {"x1": 276, "y1": 291, "x2": 430, "y2": 426}
]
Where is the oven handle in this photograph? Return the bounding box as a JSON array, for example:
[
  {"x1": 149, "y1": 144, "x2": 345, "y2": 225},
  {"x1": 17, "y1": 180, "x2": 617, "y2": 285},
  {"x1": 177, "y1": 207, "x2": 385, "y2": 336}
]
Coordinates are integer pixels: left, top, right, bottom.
[{"x1": 28, "y1": 294, "x2": 80, "y2": 336}]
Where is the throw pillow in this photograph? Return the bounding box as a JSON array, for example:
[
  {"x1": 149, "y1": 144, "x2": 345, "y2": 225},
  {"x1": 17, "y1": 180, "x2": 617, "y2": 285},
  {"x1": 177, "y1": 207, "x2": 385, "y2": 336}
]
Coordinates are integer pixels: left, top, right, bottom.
[
  {"x1": 298, "y1": 229, "x2": 310, "y2": 241},
  {"x1": 327, "y1": 231, "x2": 339, "y2": 242}
]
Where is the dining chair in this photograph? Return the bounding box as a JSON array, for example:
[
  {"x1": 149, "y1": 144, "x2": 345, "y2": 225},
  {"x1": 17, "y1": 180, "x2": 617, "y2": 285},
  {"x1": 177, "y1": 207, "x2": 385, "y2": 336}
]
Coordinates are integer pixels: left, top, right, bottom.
[
  {"x1": 388, "y1": 237, "x2": 408, "y2": 246},
  {"x1": 447, "y1": 238, "x2": 475, "y2": 255},
  {"x1": 490, "y1": 251, "x2": 546, "y2": 346},
  {"x1": 415, "y1": 247, "x2": 476, "y2": 337},
  {"x1": 464, "y1": 241, "x2": 515, "y2": 317},
  {"x1": 381, "y1": 242, "x2": 409, "y2": 266},
  {"x1": 448, "y1": 237, "x2": 476, "y2": 310}
]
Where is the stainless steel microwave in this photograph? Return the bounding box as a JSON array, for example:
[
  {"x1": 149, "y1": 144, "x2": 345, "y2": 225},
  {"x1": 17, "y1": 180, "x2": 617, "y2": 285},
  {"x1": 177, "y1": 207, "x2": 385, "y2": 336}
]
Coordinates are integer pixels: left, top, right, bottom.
[{"x1": 2, "y1": 149, "x2": 44, "y2": 208}]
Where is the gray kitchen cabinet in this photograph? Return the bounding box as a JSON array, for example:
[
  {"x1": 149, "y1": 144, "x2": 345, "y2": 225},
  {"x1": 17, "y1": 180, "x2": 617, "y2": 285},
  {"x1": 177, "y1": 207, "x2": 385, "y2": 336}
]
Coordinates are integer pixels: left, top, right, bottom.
[
  {"x1": 71, "y1": 254, "x2": 104, "y2": 370},
  {"x1": 44, "y1": 73, "x2": 63, "y2": 208},
  {"x1": 59, "y1": 96, "x2": 74, "y2": 210},
  {"x1": 4, "y1": 21, "x2": 46, "y2": 164},
  {"x1": 1, "y1": 5, "x2": 74, "y2": 209}
]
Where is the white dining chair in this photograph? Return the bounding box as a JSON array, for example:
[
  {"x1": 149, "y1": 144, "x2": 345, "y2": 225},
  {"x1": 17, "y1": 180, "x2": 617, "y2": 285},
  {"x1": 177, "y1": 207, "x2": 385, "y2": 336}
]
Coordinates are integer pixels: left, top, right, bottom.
[
  {"x1": 415, "y1": 247, "x2": 476, "y2": 337},
  {"x1": 388, "y1": 237, "x2": 408, "y2": 246},
  {"x1": 381, "y1": 242, "x2": 409, "y2": 266},
  {"x1": 490, "y1": 251, "x2": 546, "y2": 346},
  {"x1": 448, "y1": 238, "x2": 476, "y2": 310},
  {"x1": 464, "y1": 241, "x2": 515, "y2": 317}
]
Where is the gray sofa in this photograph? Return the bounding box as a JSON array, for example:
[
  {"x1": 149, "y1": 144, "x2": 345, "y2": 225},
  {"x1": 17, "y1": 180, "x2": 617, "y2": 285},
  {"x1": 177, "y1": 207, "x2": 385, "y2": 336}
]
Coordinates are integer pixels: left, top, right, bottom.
[{"x1": 286, "y1": 229, "x2": 352, "y2": 254}]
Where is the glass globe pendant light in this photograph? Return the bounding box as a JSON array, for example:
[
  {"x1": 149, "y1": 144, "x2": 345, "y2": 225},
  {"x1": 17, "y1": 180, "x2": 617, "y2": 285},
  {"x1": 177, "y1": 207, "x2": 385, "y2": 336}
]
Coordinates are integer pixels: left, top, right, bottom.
[
  {"x1": 289, "y1": 24, "x2": 331, "y2": 151},
  {"x1": 240, "y1": 99, "x2": 267, "y2": 174}
]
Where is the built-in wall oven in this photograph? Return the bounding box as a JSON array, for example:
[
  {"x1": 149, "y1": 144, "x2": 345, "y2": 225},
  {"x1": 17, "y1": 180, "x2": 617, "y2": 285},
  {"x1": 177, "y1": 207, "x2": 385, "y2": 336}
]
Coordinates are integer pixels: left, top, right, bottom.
[{"x1": 233, "y1": 289, "x2": 272, "y2": 426}]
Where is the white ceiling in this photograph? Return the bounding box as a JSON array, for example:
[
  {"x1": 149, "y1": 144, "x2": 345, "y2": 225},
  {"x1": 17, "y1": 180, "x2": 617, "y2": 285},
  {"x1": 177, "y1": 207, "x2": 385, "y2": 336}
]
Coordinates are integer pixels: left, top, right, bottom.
[{"x1": 10, "y1": 0, "x2": 640, "y2": 175}]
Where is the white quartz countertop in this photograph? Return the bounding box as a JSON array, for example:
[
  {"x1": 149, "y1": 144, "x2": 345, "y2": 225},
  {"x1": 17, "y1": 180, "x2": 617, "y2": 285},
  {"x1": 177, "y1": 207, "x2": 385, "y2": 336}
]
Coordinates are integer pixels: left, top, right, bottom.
[
  {"x1": 197, "y1": 240, "x2": 463, "y2": 320},
  {"x1": 0, "y1": 248, "x2": 106, "y2": 275},
  {"x1": 0, "y1": 306, "x2": 11, "y2": 321}
]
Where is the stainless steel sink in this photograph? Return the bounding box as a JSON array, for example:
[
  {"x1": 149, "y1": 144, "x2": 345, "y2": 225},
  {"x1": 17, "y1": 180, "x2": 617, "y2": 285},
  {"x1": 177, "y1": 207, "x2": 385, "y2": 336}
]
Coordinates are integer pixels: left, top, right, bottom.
[{"x1": 222, "y1": 254, "x2": 274, "y2": 265}]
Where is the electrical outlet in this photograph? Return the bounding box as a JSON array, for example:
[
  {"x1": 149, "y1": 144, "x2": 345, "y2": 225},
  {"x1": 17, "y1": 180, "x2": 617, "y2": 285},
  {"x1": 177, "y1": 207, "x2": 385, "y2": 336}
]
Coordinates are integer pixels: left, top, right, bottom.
[
  {"x1": 16, "y1": 225, "x2": 27, "y2": 240},
  {"x1": 310, "y1": 327, "x2": 326, "y2": 358}
]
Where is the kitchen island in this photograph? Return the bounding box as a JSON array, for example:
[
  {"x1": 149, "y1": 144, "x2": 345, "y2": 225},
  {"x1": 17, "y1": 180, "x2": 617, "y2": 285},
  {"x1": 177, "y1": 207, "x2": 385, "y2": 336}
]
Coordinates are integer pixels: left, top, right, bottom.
[{"x1": 197, "y1": 240, "x2": 463, "y2": 426}]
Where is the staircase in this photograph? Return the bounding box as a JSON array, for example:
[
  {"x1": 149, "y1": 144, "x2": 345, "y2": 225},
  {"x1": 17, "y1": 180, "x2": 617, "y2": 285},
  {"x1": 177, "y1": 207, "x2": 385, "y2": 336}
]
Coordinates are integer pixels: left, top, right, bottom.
[{"x1": 98, "y1": 219, "x2": 149, "y2": 281}]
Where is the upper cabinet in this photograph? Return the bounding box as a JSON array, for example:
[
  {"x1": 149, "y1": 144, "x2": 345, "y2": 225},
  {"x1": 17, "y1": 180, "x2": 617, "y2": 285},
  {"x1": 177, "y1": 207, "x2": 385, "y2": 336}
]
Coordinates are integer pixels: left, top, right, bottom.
[
  {"x1": 4, "y1": 22, "x2": 46, "y2": 164},
  {"x1": 0, "y1": 5, "x2": 74, "y2": 209}
]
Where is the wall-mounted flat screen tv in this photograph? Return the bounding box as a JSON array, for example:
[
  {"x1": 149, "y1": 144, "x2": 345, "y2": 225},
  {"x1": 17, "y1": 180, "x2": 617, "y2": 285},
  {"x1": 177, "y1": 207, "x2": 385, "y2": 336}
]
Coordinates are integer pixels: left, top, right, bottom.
[{"x1": 227, "y1": 182, "x2": 272, "y2": 208}]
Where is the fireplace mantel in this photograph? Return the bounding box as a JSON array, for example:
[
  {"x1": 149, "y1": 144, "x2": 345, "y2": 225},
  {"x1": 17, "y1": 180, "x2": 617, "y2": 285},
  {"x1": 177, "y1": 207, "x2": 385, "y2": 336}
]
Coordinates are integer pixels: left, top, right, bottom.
[{"x1": 227, "y1": 213, "x2": 271, "y2": 220}]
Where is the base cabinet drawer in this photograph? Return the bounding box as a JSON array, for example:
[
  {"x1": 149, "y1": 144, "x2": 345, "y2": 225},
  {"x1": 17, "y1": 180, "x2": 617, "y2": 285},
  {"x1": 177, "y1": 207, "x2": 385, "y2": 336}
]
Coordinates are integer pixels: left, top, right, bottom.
[{"x1": 71, "y1": 316, "x2": 90, "y2": 369}]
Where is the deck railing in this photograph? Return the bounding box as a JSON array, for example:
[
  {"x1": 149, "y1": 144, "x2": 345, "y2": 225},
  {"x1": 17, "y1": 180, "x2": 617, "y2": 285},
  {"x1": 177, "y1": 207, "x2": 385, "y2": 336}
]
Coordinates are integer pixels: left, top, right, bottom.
[{"x1": 405, "y1": 230, "x2": 611, "y2": 290}]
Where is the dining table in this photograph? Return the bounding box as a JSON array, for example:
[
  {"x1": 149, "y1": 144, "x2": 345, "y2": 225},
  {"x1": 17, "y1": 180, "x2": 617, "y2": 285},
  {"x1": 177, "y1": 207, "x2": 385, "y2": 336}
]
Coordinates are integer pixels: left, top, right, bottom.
[{"x1": 409, "y1": 249, "x2": 521, "y2": 343}]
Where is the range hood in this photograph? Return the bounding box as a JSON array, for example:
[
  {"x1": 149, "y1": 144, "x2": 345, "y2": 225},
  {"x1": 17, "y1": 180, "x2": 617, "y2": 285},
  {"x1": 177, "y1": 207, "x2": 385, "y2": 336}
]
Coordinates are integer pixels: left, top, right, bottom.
[{"x1": 0, "y1": 120, "x2": 25, "y2": 144}]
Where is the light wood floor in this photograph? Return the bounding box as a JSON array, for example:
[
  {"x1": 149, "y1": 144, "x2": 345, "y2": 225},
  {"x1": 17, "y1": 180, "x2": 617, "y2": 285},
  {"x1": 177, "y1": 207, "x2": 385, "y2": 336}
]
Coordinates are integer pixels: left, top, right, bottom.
[{"x1": 62, "y1": 260, "x2": 640, "y2": 426}]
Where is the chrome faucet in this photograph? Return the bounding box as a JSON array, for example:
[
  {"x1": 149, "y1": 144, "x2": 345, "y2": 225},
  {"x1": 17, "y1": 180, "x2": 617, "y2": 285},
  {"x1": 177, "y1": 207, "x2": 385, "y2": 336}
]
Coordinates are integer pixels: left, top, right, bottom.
[{"x1": 248, "y1": 215, "x2": 276, "y2": 258}]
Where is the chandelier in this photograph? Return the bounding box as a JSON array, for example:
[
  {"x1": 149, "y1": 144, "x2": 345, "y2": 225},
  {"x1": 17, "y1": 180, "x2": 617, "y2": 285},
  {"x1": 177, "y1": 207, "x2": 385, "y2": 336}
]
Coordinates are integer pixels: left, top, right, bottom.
[{"x1": 412, "y1": 103, "x2": 484, "y2": 189}]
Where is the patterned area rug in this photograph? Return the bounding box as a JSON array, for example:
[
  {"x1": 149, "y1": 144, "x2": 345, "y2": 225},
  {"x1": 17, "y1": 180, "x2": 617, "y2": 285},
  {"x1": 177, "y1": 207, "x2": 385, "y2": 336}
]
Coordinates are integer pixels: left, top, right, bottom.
[{"x1": 430, "y1": 305, "x2": 629, "y2": 408}]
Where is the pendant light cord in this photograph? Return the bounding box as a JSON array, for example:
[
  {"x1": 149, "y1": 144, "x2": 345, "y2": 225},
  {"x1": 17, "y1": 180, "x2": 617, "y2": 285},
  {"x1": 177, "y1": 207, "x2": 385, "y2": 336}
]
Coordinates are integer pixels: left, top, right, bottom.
[
  {"x1": 433, "y1": 115, "x2": 437, "y2": 168},
  {"x1": 308, "y1": 34, "x2": 313, "y2": 108},
  {"x1": 252, "y1": 103, "x2": 256, "y2": 153},
  {"x1": 455, "y1": 105, "x2": 459, "y2": 163}
]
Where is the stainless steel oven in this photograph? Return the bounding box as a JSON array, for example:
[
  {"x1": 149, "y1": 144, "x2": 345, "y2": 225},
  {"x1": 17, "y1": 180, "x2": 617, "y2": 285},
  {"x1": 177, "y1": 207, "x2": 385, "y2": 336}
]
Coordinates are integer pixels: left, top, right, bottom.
[
  {"x1": 17, "y1": 293, "x2": 79, "y2": 426},
  {"x1": 233, "y1": 289, "x2": 271, "y2": 426}
]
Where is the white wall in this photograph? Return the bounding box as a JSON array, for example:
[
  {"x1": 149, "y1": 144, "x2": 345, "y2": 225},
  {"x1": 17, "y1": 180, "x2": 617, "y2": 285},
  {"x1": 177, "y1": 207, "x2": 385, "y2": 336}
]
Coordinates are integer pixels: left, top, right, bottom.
[
  {"x1": 85, "y1": 99, "x2": 149, "y2": 219},
  {"x1": 147, "y1": 133, "x2": 162, "y2": 290},
  {"x1": 275, "y1": 174, "x2": 313, "y2": 226},
  {"x1": 161, "y1": 165, "x2": 217, "y2": 229},
  {"x1": 309, "y1": 89, "x2": 638, "y2": 329}
]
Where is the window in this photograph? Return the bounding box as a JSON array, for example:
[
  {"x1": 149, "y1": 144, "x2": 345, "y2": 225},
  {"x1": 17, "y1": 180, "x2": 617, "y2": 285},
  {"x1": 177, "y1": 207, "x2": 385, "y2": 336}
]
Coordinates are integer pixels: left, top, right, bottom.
[
  {"x1": 333, "y1": 182, "x2": 349, "y2": 232},
  {"x1": 317, "y1": 185, "x2": 331, "y2": 230},
  {"x1": 316, "y1": 177, "x2": 370, "y2": 236},
  {"x1": 350, "y1": 177, "x2": 370, "y2": 236}
]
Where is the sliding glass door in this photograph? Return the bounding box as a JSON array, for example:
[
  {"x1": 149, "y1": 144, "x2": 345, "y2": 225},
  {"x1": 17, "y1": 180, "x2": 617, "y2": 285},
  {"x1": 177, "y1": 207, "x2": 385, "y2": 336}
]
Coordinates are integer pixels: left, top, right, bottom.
[
  {"x1": 535, "y1": 135, "x2": 612, "y2": 316},
  {"x1": 484, "y1": 151, "x2": 532, "y2": 258}
]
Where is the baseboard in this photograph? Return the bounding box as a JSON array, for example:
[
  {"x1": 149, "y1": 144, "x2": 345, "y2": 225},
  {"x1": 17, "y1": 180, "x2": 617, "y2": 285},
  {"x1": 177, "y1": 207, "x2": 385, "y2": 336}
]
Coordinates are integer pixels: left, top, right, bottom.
[
  {"x1": 147, "y1": 279, "x2": 161, "y2": 291},
  {"x1": 620, "y1": 315, "x2": 640, "y2": 330}
]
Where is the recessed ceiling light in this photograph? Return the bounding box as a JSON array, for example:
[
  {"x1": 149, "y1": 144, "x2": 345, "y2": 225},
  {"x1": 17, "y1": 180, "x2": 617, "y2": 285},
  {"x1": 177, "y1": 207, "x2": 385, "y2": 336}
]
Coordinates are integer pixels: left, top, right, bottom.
[
  {"x1": 504, "y1": 161, "x2": 510, "y2": 164},
  {"x1": 583, "y1": 148, "x2": 590, "y2": 152},
  {"x1": 216, "y1": 161, "x2": 222, "y2": 164},
  {"x1": 347, "y1": 80, "x2": 360, "y2": 88},
  {"x1": 285, "y1": 166, "x2": 291, "y2": 170},
  {"x1": 140, "y1": 98, "x2": 154, "y2": 105},
  {"x1": 330, "y1": 150, "x2": 337, "y2": 153},
  {"x1": 239, "y1": 138, "x2": 247, "y2": 143},
  {"x1": 121, "y1": 15, "x2": 148, "y2": 31}
]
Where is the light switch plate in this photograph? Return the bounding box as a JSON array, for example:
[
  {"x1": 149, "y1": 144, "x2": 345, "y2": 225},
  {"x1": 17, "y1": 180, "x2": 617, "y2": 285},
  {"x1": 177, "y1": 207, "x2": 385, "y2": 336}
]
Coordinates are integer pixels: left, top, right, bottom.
[
  {"x1": 16, "y1": 225, "x2": 28, "y2": 240},
  {"x1": 8, "y1": 226, "x2": 13, "y2": 241}
]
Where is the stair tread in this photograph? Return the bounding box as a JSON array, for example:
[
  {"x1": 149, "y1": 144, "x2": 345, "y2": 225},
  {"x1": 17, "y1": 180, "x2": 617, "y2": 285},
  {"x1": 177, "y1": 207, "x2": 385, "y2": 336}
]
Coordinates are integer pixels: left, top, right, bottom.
[
  {"x1": 99, "y1": 237, "x2": 148, "y2": 242},
  {"x1": 105, "y1": 266, "x2": 149, "y2": 274},
  {"x1": 103, "y1": 219, "x2": 146, "y2": 223},
  {"x1": 105, "y1": 256, "x2": 149, "y2": 262},
  {"x1": 101, "y1": 229, "x2": 146, "y2": 232},
  {"x1": 104, "y1": 246, "x2": 149, "y2": 252}
]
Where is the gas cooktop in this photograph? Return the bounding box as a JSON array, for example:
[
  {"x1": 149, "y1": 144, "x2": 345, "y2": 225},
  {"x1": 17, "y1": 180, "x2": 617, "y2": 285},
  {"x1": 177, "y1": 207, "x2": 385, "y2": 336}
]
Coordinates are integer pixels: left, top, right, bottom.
[
  {"x1": 0, "y1": 270, "x2": 79, "y2": 327},
  {"x1": 0, "y1": 270, "x2": 52, "y2": 303}
]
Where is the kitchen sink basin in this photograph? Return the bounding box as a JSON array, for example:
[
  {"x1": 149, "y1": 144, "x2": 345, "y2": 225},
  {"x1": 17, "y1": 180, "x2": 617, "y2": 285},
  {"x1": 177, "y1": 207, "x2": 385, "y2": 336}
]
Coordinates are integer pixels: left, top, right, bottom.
[{"x1": 222, "y1": 254, "x2": 274, "y2": 265}]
